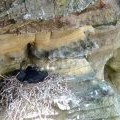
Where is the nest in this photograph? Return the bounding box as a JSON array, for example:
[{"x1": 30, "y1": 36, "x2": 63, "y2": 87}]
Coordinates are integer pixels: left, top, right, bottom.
[{"x1": 0, "y1": 73, "x2": 70, "y2": 120}]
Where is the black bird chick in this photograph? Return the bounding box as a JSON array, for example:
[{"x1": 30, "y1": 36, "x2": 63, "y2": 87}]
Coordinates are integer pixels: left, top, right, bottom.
[{"x1": 16, "y1": 66, "x2": 48, "y2": 83}]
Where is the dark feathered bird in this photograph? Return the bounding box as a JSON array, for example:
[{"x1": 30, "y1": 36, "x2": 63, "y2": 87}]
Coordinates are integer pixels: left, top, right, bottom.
[{"x1": 16, "y1": 66, "x2": 48, "y2": 83}]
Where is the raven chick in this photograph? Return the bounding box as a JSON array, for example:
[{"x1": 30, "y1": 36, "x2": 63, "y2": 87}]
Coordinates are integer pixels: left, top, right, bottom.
[{"x1": 16, "y1": 66, "x2": 48, "y2": 83}]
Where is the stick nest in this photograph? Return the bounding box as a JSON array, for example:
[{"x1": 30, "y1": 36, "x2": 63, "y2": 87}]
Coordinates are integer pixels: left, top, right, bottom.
[{"x1": 0, "y1": 73, "x2": 70, "y2": 120}]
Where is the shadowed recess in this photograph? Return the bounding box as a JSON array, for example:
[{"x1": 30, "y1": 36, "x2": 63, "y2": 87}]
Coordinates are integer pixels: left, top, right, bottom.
[{"x1": 6, "y1": 66, "x2": 48, "y2": 83}]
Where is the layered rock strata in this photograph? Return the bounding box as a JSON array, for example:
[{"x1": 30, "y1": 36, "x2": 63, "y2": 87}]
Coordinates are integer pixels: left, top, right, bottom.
[{"x1": 0, "y1": 0, "x2": 120, "y2": 119}]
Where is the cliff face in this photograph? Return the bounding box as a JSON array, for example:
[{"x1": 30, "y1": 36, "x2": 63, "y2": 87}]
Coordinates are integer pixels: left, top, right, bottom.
[
  {"x1": 0, "y1": 0, "x2": 97, "y2": 20},
  {"x1": 0, "y1": 0, "x2": 120, "y2": 119}
]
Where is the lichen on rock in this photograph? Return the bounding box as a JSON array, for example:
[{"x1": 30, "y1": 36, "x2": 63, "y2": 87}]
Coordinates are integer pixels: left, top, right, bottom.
[
  {"x1": 0, "y1": 0, "x2": 97, "y2": 20},
  {"x1": 0, "y1": 0, "x2": 120, "y2": 120}
]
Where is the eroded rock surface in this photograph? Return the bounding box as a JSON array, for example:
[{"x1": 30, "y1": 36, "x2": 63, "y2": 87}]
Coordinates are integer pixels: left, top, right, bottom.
[
  {"x1": 0, "y1": 25, "x2": 94, "y2": 74},
  {"x1": 0, "y1": 0, "x2": 97, "y2": 20},
  {"x1": 0, "y1": 0, "x2": 120, "y2": 120}
]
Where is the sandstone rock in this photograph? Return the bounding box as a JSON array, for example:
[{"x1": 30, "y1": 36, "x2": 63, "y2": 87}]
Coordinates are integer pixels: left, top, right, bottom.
[
  {"x1": 87, "y1": 25, "x2": 120, "y2": 80},
  {"x1": 0, "y1": 33, "x2": 35, "y2": 74},
  {"x1": 0, "y1": 0, "x2": 120, "y2": 119},
  {"x1": 0, "y1": 25, "x2": 94, "y2": 74},
  {"x1": 35, "y1": 58, "x2": 95, "y2": 81},
  {"x1": 34, "y1": 26, "x2": 94, "y2": 58},
  {"x1": 105, "y1": 48, "x2": 120, "y2": 93}
]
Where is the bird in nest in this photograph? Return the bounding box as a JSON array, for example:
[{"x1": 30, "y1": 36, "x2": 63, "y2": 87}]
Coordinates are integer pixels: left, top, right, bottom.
[{"x1": 14, "y1": 66, "x2": 48, "y2": 83}]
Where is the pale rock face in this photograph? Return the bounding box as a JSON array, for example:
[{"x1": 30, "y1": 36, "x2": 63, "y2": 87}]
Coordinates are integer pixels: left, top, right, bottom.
[
  {"x1": 105, "y1": 48, "x2": 120, "y2": 92},
  {"x1": 0, "y1": 25, "x2": 94, "y2": 74},
  {"x1": 34, "y1": 25, "x2": 94, "y2": 58},
  {"x1": 0, "y1": 33, "x2": 35, "y2": 74},
  {"x1": 0, "y1": 0, "x2": 120, "y2": 120}
]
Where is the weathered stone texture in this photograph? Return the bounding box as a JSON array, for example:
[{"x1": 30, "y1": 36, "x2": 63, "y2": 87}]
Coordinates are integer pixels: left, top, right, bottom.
[
  {"x1": 0, "y1": 0, "x2": 120, "y2": 120},
  {"x1": 0, "y1": 25, "x2": 94, "y2": 74},
  {"x1": 0, "y1": 0, "x2": 97, "y2": 20}
]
